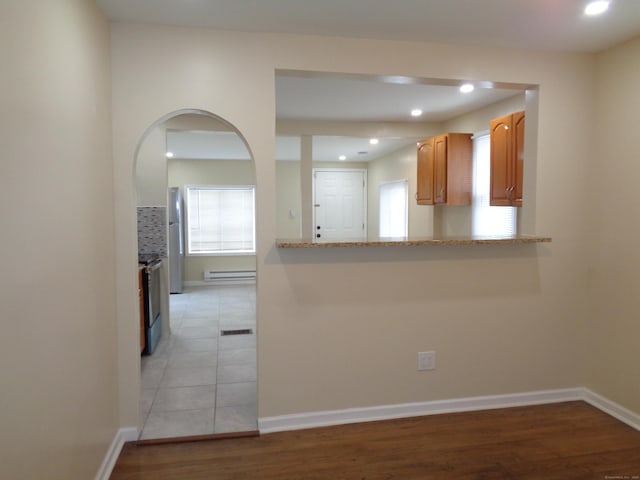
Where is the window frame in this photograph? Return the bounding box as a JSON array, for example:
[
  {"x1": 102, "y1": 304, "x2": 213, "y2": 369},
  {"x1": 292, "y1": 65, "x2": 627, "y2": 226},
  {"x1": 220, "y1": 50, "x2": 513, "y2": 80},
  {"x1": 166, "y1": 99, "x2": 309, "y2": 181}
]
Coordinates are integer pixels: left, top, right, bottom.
[
  {"x1": 378, "y1": 179, "x2": 409, "y2": 239},
  {"x1": 471, "y1": 133, "x2": 517, "y2": 237},
  {"x1": 185, "y1": 184, "x2": 256, "y2": 256}
]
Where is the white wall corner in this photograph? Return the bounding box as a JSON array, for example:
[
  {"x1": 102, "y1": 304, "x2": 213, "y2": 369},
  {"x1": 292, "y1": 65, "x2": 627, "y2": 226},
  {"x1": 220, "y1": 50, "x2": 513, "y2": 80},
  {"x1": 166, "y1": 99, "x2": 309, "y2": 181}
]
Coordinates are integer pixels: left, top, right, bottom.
[
  {"x1": 582, "y1": 388, "x2": 640, "y2": 431},
  {"x1": 95, "y1": 427, "x2": 138, "y2": 480}
]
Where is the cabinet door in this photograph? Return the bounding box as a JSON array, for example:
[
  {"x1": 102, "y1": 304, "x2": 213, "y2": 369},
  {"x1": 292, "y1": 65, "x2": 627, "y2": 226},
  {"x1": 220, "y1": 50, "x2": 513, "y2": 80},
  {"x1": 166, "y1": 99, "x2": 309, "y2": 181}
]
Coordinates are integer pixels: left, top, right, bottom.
[
  {"x1": 433, "y1": 135, "x2": 448, "y2": 204},
  {"x1": 490, "y1": 114, "x2": 513, "y2": 206},
  {"x1": 416, "y1": 138, "x2": 435, "y2": 205},
  {"x1": 513, "y1": 111, "x2": 525, "y2": 207}
]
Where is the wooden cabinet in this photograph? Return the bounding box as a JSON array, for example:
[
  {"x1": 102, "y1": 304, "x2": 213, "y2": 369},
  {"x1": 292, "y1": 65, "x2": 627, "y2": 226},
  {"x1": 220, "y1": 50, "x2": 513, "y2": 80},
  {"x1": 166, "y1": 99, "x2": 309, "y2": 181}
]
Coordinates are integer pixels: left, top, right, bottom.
[
  {"x1": 417, "y1": 133, "x2": 472, "y2": 206},
  {"x1": 490, "y1": 111, "x2": 524, "y2": 207},
  {"x1": 416, "y1": 137, "x2": 435, "y2": 204}
]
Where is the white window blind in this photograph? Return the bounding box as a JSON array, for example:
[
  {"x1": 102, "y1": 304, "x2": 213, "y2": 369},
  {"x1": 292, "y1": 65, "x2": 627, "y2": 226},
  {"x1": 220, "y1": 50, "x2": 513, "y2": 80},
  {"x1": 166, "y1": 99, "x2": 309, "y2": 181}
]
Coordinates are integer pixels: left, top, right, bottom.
[
  {"x1": 472, "y1": 134, "x2": 517, "y2": 237},
  {"x1": 379, "y1": 180, "x2": 408, "y2": 238},
  {"x1": 186, "y1": 186, "x2": 256, "y2": 255}
]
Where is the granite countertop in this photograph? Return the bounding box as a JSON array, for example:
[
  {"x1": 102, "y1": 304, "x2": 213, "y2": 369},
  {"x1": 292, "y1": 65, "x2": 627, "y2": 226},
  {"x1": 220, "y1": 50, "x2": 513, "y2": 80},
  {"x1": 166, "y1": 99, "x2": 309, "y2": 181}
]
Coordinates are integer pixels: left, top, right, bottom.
[{"x1": 276, "y1": 235, "x2": 552, "y2": 248}]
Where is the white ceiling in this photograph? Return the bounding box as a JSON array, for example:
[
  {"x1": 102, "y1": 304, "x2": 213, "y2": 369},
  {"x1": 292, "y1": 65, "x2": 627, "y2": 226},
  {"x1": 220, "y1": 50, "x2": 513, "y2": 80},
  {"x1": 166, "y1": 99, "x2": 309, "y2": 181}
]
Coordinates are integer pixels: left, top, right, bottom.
[
  {"x1": 275, "y1": 73, "x2": 523, "y2": 123},
  {"x1": 167, "y1": 130, "x2": 420, "y2": 163},
  {"x1": 97, "y1": 0, "x2": 640, "y2": 53},
  {"x1": 107, "y1": 0, "x2": 640, "y2": 162}
]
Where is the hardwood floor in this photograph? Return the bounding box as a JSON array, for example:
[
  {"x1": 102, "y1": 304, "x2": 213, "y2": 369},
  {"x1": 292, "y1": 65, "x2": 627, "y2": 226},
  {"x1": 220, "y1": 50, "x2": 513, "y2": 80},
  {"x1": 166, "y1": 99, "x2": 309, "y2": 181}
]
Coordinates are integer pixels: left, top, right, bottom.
[{"x1": 110, "y1": 401, "x2": 640, "y2": 479}]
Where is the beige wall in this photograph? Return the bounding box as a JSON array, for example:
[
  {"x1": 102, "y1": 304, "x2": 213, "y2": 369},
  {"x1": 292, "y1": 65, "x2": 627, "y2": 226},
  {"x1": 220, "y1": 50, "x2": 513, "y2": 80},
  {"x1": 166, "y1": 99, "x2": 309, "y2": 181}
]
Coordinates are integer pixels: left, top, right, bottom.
[
  {"x1": 443, "y1": 92, "x2": 526, "y2": 134},
  {"x1": 367, "y1": 144, "x2": 435, "y2": 238},
  {"x1": 276, "y1": 160, "x2": 302, "y2": 238},
  {"x1": 0, "y1": 1, "x2": 117, "y2": 479},
  {"x1": 588, "y1": 36, "x2": 640, "y2": 413},
  {"x1": 167, "y1": 158, "x2": 257, "y2": 280},
  {"x1": 136, "y1": 126, "x2": 167, "y2": 206},
  {"x1": 110, "y1": 23, "x2": 608, "y2": 429}
]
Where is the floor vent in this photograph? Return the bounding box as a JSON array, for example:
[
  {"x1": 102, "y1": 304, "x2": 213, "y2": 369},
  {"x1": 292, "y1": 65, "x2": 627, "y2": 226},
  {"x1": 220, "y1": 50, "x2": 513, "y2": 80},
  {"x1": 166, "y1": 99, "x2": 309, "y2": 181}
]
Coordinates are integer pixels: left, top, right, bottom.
[{"x1": 221, "y1": 328, "x2": 254, "y2": 336}]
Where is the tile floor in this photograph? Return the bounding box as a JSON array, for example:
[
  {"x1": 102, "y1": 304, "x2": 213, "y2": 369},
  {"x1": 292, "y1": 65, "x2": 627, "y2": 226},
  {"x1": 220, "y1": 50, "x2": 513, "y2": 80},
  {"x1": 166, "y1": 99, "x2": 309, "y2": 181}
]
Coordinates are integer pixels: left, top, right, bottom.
[{"x1": 140, "y1": 284, "x2": 257, "y2": 440}]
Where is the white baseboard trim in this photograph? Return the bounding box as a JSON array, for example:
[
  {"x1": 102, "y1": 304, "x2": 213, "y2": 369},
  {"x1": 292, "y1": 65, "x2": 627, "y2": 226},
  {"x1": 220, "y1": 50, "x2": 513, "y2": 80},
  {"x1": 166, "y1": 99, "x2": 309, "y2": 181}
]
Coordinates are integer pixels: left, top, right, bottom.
[
  {"x1": 582, "y1": 388, "x2": 640, "y2": 431},
  {"x1": 258, "y1": 388, "x2": 583, "y2": 434},
  {"x1": 97, "y1": 389, "x2": 640, "y2": 477},
  {"x1": 95, "y1": 427, "x2": 138, "y2": 480}
]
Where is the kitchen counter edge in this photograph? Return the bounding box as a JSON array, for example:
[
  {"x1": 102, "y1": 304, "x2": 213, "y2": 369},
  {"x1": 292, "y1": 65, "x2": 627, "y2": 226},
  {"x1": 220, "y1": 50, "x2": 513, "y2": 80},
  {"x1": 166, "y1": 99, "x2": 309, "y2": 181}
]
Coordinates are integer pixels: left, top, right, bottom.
[{"x1": 275, "y1": 235, "x2": 552, "y2": 248}]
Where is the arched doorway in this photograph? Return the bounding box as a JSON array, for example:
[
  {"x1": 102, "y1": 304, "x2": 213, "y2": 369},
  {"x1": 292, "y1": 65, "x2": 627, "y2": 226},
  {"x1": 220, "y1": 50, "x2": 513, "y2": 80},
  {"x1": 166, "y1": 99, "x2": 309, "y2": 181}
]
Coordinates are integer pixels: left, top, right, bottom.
[{"x1": 134, "y1": 109, "x2": 257, "y2": 440}]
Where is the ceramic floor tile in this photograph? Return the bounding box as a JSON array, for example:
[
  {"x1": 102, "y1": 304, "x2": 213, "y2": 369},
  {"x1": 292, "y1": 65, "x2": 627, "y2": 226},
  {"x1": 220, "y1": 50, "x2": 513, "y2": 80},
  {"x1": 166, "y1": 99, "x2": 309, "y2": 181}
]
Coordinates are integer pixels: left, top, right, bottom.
[
  {"x1": 172, "y1": 337, "x2": 217, "y2": 353},
  {"x1": 167, "y1": 351, "x2": 217, "y2": 369},
  {"x1": 180, "y1": 317, "x2": 219, "y2": 329},
  {"x1": 152, "y1": 385, "x2": 216, "y2": 412},
  {"x1": 150, "y1": 336, "x2": 173, "y2": 358},
  {"x1": 160, "y1": 366, "x2": 217, "y2": 388},
  {"x1": 141, "y1": 354, "x2": 168, "y2": 371},
  {"x1": 140, "y1": 388, "x2": 157, "y2": 418},
  {"x1": 214, "y1": 405, "x2": 257, "y2": 434},
  {"x1": 169, "y1": 318, "x2": 184, "y2": 330},
  {"x1": 183, "y1": 304, "x2": 218, "y2": 313},
  {"x1": 219, "y1": 312, "x2": 255, "y2": 327},
  {"x1": 218, "y1": 333, "x2": 256, "y2": 351},
  {"x1": 219, "y1": 302, "x2": 253, "y2": 313},
  {"x1": 141, "y1": 366, "x2": 165, "y2": 389},
  {"x1": 216, "y1": 382, "x2": 256, "y2": 407},
  {"x1": 140, "y1": 408, "x2": 215, "y2": 439},
  {"x1": 140, "y1": 284, "x2": 257, "y2": 440},
  {"x1": 177, "y1": 326, "x2": 218, "y2": 339},
  {"x1": 217, "y1": 364, "x2": 257, "y2": 384},
  {"x1": 218, "y1": 348, "x2": 256, "y2": 366}
]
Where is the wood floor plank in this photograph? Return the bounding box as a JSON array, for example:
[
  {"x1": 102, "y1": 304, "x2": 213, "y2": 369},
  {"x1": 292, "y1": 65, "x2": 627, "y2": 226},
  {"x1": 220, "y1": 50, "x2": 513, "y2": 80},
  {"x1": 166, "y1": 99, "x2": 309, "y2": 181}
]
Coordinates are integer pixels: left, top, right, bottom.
[{"x1": 110, "y1": 401, "x2": 640, "y2": 480}]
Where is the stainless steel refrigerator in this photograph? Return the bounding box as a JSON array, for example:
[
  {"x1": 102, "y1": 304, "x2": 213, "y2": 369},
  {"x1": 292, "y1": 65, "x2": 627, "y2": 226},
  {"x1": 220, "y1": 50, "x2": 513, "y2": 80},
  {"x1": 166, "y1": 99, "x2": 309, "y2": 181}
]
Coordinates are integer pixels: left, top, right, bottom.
[{"x1": 168, "y1": 187, "x2": 184, "y2": 294}]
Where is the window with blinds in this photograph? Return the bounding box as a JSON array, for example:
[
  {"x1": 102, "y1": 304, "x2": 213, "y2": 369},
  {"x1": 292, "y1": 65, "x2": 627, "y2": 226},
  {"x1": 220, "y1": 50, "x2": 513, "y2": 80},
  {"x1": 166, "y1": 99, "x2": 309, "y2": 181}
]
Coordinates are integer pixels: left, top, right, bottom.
[
  {"x1": 472, "y1": 134, "x2": 517, "y2": 236},
  {"x1": 379, "y1": 180, "x2": 408, "y2": 238},
  {"x1": 186, "y1": 185, "x2": 256, "y2": 255}
]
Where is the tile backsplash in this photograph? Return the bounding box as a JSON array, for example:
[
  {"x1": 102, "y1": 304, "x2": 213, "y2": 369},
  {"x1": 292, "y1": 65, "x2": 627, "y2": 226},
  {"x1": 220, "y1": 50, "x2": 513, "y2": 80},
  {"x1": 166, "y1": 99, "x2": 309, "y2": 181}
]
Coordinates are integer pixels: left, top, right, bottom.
[{"x1": 137, "y1": 206, "x2": 167, "y2": 257}]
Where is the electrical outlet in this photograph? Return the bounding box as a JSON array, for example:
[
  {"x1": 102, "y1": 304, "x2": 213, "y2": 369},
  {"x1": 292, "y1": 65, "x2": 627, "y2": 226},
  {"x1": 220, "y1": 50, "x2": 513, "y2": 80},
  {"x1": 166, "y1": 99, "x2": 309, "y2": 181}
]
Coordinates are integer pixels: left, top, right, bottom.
[{"x1": 417, "y1": 351, "x2": 436, "y2": 371}]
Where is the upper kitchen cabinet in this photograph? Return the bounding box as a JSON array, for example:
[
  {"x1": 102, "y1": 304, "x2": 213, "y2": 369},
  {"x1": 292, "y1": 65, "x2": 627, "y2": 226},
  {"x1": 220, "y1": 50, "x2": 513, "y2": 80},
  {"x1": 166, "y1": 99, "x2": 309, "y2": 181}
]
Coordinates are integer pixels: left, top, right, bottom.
[
  {"x1": 416, "y1": 137, "x2": 435, "y2": 205},
  {"x1": 490, "y1": 111, "x2": 524, "y2": 207},
  {"x1": 417, "y1": 133, "x2": 473, "y2": 206}
]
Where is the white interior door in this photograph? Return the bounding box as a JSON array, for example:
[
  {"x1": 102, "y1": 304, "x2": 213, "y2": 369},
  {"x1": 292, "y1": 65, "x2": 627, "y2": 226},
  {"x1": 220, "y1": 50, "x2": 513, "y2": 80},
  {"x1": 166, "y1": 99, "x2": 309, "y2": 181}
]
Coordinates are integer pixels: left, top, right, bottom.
[{"x1": 313, "y1": 169, "x2": 366, "y2": 241}]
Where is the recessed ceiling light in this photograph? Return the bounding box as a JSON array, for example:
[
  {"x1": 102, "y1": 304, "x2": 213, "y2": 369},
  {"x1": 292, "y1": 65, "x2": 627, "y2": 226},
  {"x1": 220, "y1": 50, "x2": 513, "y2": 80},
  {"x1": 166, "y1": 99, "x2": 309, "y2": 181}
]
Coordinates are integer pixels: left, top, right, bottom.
[
  {"x1": 369, "y1": 138, "x2": 379, "y2": 145},
  {"x1": 460, "y1": 83, "x2": 474, "y2": 93},
  {"x1": 411, "y1": 109, "x2": 423, "y2": 117},
  {"x1": 165, "y1": 151, "x2": 174, "y2": 158},
  {"x1": 338, "y1": 155, "x2": 346, "y2": 161},
  {"x1": 585, "y1": 1, "x2": 610, "y2": 16}
]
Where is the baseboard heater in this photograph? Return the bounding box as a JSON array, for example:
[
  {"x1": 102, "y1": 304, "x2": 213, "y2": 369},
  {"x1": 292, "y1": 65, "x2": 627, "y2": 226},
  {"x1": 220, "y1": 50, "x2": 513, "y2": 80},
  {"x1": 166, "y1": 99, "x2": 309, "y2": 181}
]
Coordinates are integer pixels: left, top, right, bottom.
[{"x1": 203, "y1": 270, "x2": 256, "y2": 284}]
